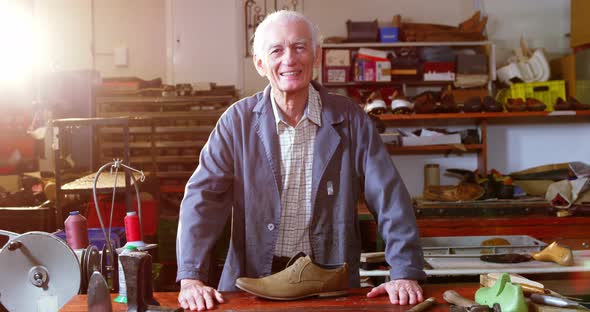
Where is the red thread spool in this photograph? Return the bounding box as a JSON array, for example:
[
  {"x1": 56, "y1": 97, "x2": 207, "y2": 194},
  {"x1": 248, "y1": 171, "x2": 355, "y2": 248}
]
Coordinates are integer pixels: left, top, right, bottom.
[
  {"x1": 64, "y1": 211, "x2": 89, "y2": 249},
  {"x1": 124, "y1": 211, "x2": 141, "y2": 242}
]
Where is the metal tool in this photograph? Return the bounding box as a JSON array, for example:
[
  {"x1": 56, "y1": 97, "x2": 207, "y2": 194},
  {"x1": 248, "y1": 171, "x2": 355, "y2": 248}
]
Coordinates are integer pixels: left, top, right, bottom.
[
  {"x1": 444, "y1": 290, "x2": 501, "y2": 312},
  {"x1": 444, "y1": 290, "x2": 478, "y2": 307},
  {"x1": 77, "y1": 244, "x2": 104, "y2": 294},
  {"x1": 406, "y1": 297, "x2": 436, "y2": 311},
  {"x1": 530, "y1": 293, "x2": 589, "y2": 310},
  {"x1": 0, "y1": 230, "x2": 81, "y2": 311},
  {"x1": 120, "y1": 251, "x2": 182, "y2": 312},
  {"x1": 450, "y1": 303, "x2": 501, "y2": 312},
  {"x1": 88, "y1": 271, "x2": 112, "y2": 312}
]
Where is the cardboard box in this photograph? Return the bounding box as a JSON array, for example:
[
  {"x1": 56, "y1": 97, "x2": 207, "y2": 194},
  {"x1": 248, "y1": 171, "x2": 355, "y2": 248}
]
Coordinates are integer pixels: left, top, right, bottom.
[
  {"x1": 324, "y1": 49, "x2": 351, "y2": 67},
  {"x1": 323, "y1": 67, "x2": 349, "y2": 83},
  {"x1": 457, "y1": 54, "x2": 487, "y2": 74},
  {"x1": 376, "y1": 61, "x2": 391, "y2": 81},
  {"x1": 402, "y1": 133, "x2": 461, "y2": 146},
  {"x1": 363, "y1": 60, "x2": 376, "y2": 81},
  {"x1": 354, "y1": 59, "x2": 377, "y2": 81},
  {"x1": 423, "y1": 62, "x2": 456, "y2": 81},
  {"x1": 357, "y1": 48, "x2": 388, "y2": 61}
]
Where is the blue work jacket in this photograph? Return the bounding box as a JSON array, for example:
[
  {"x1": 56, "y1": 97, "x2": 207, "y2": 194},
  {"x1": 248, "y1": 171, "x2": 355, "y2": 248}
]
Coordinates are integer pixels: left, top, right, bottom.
[{"x1": 177, "y1": 81, "x2": 426, "y2": 291}]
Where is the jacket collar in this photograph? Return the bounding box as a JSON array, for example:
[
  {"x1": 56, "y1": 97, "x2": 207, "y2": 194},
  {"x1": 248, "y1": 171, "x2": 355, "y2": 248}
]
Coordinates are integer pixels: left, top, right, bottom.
[{"x1": 253, "y1": 81, "x2": 345, "y2": 126}]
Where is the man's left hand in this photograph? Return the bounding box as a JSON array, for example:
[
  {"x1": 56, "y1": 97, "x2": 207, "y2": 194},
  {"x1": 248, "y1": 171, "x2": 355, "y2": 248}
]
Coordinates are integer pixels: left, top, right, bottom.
[{"x1": 366, "y1": 279, "x2": 424, "y2": 305}]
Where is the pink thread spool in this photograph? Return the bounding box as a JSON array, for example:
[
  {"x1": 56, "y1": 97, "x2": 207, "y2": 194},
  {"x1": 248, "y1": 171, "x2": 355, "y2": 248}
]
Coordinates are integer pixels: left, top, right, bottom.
[
  {"x1": 124, "y1": 211, "x2": 141, "y2": 242},
  {"x1": 64, "y1": 211, "x2": 89, "y2": 249}
]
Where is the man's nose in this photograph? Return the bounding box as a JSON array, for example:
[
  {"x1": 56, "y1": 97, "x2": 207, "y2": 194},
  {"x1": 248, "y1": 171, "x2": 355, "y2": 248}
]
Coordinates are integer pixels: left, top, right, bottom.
[{"x1": 282, "y1": 48, "x2": 296, "y2": 64}]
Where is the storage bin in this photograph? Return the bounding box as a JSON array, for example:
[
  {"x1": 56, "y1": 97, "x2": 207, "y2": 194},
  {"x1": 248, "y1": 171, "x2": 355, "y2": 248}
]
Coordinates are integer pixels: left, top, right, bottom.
[
  {"x1": 54, "y1": 227, "x2": 126, "y2": 250},
  {"x1": 497, "y1": 80, "x2": 566, "y2": 111},
  {"x1": 346, "y1": 20, "x2": 378, "y2": 42},
  {"x1": 379, "y1": 27, "x2": 399, "y2": 43},
  {"x1": 86, "y1": 196, "x2": 158, "y2": 236}
]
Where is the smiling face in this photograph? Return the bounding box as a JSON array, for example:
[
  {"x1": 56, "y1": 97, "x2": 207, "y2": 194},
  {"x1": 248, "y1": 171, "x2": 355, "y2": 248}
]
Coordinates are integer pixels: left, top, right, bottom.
[{"x1": 253, "y1": 19, "x2": 320, "y2": 97}]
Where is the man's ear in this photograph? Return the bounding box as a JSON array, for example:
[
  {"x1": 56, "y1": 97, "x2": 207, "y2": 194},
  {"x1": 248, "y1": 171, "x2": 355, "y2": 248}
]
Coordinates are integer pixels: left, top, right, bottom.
[{"x1": 253, "y1": 55, "x2": 267, "y2": 77}]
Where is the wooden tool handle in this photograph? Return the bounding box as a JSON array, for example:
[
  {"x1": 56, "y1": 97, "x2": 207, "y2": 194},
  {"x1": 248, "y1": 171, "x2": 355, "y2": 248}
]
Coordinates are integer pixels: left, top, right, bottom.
[
  {"x1": 443, "y1": 290, "x2": 477, "y2": 307},
  {"x1": 406, "y1": 297, "x2": 436, "y2": 312}
]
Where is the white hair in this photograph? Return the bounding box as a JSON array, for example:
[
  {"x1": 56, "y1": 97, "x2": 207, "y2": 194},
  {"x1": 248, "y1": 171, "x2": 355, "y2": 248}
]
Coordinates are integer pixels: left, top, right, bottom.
[{"x1": 251, "y1": 10, "x2": 321, "y2": 57}]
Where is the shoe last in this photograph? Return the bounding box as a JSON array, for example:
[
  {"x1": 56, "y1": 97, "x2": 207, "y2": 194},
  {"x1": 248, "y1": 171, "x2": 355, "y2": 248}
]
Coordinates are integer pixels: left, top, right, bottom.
[
  {"x1": 531, "y1": 241, "x2": 574, "y2": 266},
  {"x1": 482, "y1": 96, "x2": 503, "y2": 112},
  {"x1": 463, "y1": 96, "x2": 483, "y2": 112}
]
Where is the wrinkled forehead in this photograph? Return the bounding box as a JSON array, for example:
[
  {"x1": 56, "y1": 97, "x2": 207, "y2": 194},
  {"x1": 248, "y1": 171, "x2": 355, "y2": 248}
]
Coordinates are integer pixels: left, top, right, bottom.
[{"x1": 261, "y1": 20, "x2": 312, "y2": 51}]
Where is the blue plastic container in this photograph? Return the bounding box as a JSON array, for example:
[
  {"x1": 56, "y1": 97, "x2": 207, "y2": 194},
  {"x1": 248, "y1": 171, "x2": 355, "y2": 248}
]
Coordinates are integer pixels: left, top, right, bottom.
[
  {"x1": 379, "y1": 27, "x2": 399, "y2": 43},
  {"x1": 55, "y1": 227, "x2": 126, "y2": 250}
]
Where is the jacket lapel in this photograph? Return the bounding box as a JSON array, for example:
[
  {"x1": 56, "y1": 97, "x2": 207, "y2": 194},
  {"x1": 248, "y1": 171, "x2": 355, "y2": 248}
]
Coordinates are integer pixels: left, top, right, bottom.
[
  {"x1": 311, "y1": 82, "x2": 344, "y2": 215},
  {"x1": 253, "y1": 85, "x2": 282, "y2": 194}
]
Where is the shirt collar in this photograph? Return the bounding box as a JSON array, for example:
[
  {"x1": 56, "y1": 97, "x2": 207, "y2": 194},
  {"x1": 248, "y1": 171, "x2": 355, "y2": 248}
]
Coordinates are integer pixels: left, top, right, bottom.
[{"x1": 270, "y1": 84, "x2": 322, "y2": 131}]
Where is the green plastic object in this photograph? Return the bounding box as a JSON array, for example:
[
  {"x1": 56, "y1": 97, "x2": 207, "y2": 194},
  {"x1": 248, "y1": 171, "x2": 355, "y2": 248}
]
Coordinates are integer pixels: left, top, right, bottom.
[{"x1": 475, "y1": 272, "x2": 528, "y2": 312}]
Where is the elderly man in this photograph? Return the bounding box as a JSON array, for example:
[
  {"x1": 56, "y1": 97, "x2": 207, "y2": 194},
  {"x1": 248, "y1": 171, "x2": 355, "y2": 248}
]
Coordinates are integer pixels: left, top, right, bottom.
[{"x1": 177, "y1": 10, "x2": 426, "y2": 311}]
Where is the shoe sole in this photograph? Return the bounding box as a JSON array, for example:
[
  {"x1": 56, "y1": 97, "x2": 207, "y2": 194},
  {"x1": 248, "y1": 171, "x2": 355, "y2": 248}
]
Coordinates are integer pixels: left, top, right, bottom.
[{"x1": 235, "y1": 283, "x2": 348, "y2": 301}]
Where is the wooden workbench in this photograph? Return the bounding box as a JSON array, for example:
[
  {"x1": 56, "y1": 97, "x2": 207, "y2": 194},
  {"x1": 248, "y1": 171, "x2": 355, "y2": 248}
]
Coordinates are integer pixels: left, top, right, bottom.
[
  {"x1": 62, "y1": 285, "x2": 475, "y2": 311},
  {"x1": 61, "y1": 277, "x2": 590, "y2": 311}
]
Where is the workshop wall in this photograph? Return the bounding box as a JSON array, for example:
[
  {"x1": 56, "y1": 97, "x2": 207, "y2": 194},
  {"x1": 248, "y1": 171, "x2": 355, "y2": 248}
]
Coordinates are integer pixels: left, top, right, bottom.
[
  {"x1": 26, "y1": 0, "x2": 589, "y2": 196},
  {"x1": 34, "y1": 0, "x2": 166, "y2": 79}
]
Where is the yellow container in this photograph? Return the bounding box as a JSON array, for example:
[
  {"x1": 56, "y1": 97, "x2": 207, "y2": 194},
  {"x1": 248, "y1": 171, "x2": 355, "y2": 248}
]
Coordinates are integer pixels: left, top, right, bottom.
[{"x1": 497, "y1": 80, "x2": 566, "y2": 111}]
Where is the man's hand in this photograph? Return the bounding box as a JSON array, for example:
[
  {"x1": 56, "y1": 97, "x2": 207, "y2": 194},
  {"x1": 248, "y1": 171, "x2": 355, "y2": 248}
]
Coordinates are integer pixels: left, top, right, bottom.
[
  {"x1": 178, "y1": 279, "x2": 224, "y2": 311},
  {"x1": 366, "y1": 279, "x2": 424, "y2": 305}
]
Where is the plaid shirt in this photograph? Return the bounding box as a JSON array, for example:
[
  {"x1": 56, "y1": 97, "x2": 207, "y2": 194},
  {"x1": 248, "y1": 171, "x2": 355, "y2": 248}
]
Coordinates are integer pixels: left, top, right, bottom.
[{"x1": 271, "y1": 84, "x2": 322, "y2": 257}]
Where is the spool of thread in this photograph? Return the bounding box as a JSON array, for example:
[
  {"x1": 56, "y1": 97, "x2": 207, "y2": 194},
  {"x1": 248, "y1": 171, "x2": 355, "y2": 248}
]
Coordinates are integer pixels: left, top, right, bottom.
[
  {"x1": 124, "y1": 211, "x2": 141, "y2": 242},
  {"x1": 424, "y1": 164, "x2": 440, "y2": 189},
  {"x1": 64, "y1": 211, "x2": 89, "y2": 249}
]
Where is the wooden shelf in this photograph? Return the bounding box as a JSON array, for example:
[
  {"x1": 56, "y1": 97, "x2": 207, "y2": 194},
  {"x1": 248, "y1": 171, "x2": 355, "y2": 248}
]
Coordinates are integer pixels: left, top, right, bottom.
[
  {"x1": 99, "y1": 125, "x2": 214, "y2": 134},
  {"x1": 160, "y1": 185, "x2": 186, "y2": 193},
  {"x1": 101, "y1": 140, "x2": 206, "y2": 149},
  {"x1": 386, "y1": 144, "x2": 483, "y2": 154},
  {"x1": 377, "y1": 110, "x2": 590, "y2": 121},
  {"x1": 102, "y1": 155, "x2": 197, "y2": 164},
  {"x1": 98, "y1": 111, "x2": 224, "y2": 119},
  {"x1": 155, "y1": 171, "x2": 193, "y2": 178},
  {"x1": 322, "y1": 41, "x2": 493, "y2": 48},
  {"x1": 323, "y1": 80, "x2": 453, "y2": 87},
  {"x1": 96, "y1": 95, "x2": 234, "y2": 104}
]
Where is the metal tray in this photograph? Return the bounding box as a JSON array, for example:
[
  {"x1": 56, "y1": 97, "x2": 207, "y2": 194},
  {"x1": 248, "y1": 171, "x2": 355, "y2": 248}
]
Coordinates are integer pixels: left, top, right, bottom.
[{"x1": 421, "y1": 235, "x2": 547, "y2": 256}]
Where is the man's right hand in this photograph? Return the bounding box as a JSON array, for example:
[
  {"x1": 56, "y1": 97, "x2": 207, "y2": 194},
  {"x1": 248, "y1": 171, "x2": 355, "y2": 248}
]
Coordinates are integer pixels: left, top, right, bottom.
[{"x1": 178, "y1": 279, "x2": 225, "y2": 311}]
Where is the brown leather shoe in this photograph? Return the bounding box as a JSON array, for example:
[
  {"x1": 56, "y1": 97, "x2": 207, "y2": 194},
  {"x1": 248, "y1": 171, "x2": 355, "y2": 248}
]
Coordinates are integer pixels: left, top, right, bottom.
[
  {"x1": 235, "y1": 254, "x2": 349, "y2": 300},
  {"x1": 568, "y1": 96, "x2": 590, "y2": 110},
  {"x1": 482, "y1": 96, "x2": 503, "y2": 112},
  {"x1": 554, "y1": 97, "x2": 573, "y2": 111},
  {"x1": 440, "y1": 93, "x2": 460, "y2": 113},
  {"x1": 413, "y1": 91, "x2": 440, "y2": 114},
  {"x1": 505, "y1": 98, "x2": 526, "y2": 112},
  {"x1": 463, "y1": 96, "x2": 483, "y2": 112},
  {"x1": 525, "y1": 98, "x2": 547, "y2": 111}
]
